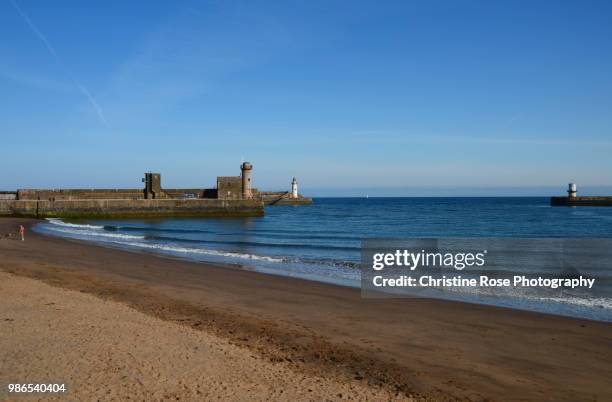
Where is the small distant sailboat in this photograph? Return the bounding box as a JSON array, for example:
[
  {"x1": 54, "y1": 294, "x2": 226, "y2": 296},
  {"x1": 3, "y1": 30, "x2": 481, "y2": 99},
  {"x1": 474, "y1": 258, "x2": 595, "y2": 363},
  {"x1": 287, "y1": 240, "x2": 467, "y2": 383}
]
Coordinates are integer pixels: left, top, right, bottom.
[{"x1": 366, "y1": 194, "x2": 369, "y2": 199}]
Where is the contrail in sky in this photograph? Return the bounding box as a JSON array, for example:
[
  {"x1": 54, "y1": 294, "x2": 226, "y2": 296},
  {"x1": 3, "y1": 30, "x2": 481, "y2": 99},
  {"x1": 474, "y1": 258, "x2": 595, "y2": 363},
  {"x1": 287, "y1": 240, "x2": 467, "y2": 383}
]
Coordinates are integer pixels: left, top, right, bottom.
[
  {"x1": 9, "y1": 0, "x2": 110, "y2": 127},
  {"x1": 76, "y1": 84, "x2": 109, "y2": 127}
]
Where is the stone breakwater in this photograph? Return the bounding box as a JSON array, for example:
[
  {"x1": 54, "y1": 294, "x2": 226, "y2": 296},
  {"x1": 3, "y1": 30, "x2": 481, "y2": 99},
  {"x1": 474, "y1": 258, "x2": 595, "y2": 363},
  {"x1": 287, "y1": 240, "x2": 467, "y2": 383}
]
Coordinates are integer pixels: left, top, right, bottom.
[
  {"x1": 0, "y1": 167, "x2": 312, "y2": 218},
  {"x1": 550, "y1": 196, "x2": 612, "y2": 207},
  {"x1": 0, "y1": 198, "x2": 264, "y2": 219}
]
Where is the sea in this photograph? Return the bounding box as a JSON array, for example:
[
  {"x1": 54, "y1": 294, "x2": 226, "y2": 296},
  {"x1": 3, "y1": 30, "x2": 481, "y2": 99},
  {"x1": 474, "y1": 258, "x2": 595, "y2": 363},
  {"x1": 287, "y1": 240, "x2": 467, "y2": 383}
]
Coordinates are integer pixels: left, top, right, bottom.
[{"x1": 33, "y1": 197, "x2": 612, "y2": 322}]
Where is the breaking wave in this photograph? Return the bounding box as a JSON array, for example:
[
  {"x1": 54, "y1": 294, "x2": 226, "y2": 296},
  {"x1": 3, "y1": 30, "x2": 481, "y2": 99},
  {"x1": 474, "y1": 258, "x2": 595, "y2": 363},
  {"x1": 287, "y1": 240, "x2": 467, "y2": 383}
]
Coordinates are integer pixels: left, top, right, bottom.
[
  {"x1": 46, "y1": 218, "x2": 104, "y2": 230},
  {"x1": 119, "y1": 241, "x2": 286, "y2": 263}
]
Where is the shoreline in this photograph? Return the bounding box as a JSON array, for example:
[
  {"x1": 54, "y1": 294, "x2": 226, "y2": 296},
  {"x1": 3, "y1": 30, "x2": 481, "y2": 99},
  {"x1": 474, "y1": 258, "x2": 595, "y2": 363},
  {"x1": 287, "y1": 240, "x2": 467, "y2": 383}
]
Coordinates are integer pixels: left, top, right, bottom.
[
  {"x1": 1, "y1": 218, "x2": 612, "y2": 400},
  {"x1": 34, "y1": 217, "x2": 612, "y2": 323}
]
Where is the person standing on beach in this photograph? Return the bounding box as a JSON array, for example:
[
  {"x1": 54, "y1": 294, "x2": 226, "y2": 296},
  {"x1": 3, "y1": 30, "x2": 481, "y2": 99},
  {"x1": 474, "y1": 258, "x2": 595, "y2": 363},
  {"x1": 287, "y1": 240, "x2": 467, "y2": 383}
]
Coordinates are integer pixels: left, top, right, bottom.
[{"x1": 19, "y1": 225, "x2": 25, "y2": 241}]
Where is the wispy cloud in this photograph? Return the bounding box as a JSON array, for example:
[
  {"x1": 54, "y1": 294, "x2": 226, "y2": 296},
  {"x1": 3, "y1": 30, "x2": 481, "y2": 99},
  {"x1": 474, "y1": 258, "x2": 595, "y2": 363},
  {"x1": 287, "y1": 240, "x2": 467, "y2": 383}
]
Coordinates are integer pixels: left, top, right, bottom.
[
  {"x1": 9, "y1": 0, "x2": 109, "y2": 127},
  {"x1": 76, "y1": 84, "x2": 109, "y2": 127},
  {"x1": 0, "y1": 68, "x2": 74, "y2": 93},
  {"x1": 9, "y1": 0, "x2": 57, "y2": 58},
  {"x1": 95, "y1": 3, "x2": 293, "y2": 132}
]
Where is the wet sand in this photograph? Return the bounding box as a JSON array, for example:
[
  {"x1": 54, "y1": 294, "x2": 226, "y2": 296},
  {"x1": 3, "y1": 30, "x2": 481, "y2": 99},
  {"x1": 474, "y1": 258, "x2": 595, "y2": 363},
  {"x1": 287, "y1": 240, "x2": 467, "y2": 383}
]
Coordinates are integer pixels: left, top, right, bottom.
[{"x1": 1, "y1": 218, "x2": 611, "y2": 401}]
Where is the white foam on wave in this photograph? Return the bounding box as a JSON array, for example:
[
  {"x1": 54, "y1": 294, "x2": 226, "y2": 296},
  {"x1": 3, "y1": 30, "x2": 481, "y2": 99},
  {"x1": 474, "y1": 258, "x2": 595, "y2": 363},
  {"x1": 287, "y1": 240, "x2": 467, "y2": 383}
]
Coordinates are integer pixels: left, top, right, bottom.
[
  {"x1": 43, "y1": 225, "x2": 145, "y2": 240},
  {"x1": 41, "y1": 219, "x2": 281, "y2": 261},
  {"x1": 121, "y1": 241, "x2": 285, "y2": 263},
  {"x1": 46, "y1": 218, "x2": 104, "y2": 230},
  {"x1": 413, "y1": 281, "x2": 612, "y2": 311},
  {"x1": 537, "y1": 296, "x2": 612, "y2": 310}
]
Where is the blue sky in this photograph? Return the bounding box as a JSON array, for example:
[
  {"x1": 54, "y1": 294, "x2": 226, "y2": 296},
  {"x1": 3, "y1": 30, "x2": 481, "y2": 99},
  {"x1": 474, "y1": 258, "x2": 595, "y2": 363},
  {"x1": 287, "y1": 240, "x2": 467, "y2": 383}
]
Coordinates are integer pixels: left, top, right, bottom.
[{"x1": 1, "y1": 0, "x2": 611, "y2": 196}]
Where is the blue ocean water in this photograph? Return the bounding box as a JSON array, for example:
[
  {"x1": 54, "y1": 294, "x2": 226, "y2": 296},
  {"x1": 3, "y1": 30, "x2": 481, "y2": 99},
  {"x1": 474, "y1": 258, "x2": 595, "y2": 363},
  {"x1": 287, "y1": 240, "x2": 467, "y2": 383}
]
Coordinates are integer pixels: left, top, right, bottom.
[{"x1": 33, "y1": 197, "x2": 612, "y2": 321}]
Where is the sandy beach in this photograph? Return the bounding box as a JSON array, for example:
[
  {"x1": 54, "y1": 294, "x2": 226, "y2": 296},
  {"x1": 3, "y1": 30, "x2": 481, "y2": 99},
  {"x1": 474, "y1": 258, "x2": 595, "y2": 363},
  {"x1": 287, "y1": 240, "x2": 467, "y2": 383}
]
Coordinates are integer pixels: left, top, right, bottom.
[
  {"x1": 0, "y1": 271, "x2": 399, "y2": 401},
  {"x1": 1, "y1": 218, "x2": 611, "y2": 401}
]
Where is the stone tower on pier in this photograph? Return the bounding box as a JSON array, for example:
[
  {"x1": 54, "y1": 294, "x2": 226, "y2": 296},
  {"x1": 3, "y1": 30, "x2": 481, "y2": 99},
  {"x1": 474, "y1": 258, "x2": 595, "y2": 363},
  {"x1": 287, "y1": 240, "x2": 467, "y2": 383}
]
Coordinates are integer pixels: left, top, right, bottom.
[
  {"x1": 241, "y1": 162, "x2": 253, "y2": 199},
  {"x1": 144, "y1": 172, "x2": 164, "y2": 199}
]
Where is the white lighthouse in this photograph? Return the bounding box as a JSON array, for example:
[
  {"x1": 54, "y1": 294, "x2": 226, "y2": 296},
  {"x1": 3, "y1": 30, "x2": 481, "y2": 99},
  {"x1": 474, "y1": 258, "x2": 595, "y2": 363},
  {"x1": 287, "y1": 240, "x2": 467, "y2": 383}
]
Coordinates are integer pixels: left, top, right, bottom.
[
  {"x1": 568, "y1": 182, "x2": 577, "y2": 198},
  {"x1": 291, "y1": 177, "x2": 298, "y2": 199}
]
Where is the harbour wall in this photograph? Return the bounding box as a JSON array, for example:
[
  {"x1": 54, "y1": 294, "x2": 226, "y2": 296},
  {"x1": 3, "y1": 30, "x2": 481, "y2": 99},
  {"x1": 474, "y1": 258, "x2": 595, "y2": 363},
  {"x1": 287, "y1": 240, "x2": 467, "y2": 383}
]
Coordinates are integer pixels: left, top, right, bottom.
[
  {"x1": 14, "y1": 188, "x2": 307, "y2": 203},
  {"x1": 0, "y1": 192, "x2": 16, "y2": 200},
  {"x1": 550, "y1": 196, "x2": 612, "y2": 207},
  {"x1": 0, "y1": 199, "x2": 264, "y2": 219},
  {"x1": 255, "y1": 191, "x2": 313, "y2": 205},
  {"x1": 272, "y1": 198, "x2": 313, "y2": 206},
  {"x1": 17, "y1": 189, "x2": 145, "y2": 201},
  {"x1": 16, "y1": 188, "x2": 218, "y2": 201}
]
